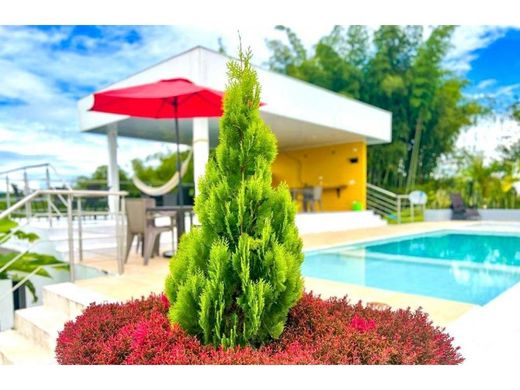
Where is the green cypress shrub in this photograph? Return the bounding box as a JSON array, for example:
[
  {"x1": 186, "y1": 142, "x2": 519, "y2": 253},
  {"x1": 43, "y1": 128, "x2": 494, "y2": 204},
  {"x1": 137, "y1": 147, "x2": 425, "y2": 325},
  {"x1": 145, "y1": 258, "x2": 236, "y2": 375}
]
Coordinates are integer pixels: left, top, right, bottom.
[{"x1": 164, "y1": 47, "x2": 304, "y2": 348}]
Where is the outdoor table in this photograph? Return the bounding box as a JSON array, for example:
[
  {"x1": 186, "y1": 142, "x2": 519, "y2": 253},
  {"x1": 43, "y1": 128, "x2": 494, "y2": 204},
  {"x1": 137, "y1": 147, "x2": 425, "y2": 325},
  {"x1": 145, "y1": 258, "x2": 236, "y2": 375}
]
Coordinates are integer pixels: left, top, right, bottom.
[{"x1": 145, "y1": 205, "x2": 194, "y2": 257}]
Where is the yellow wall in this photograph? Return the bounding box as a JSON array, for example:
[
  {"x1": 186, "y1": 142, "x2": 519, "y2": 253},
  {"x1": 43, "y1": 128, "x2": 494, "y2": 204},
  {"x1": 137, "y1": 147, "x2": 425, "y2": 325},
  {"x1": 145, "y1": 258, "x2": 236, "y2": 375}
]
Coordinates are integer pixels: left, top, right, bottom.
[{"x1": 272, "y1": 141, "x2": 367, "y2": 211}]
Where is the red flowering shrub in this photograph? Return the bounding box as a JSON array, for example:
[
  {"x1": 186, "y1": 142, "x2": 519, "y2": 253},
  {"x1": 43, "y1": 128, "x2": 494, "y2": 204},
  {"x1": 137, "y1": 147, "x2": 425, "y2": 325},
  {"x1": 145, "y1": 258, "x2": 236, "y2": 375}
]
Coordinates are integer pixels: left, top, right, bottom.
[
  {"x1": 55, "y1": 294, "x2": 168, "y2": 365},
  {"x1": 55, "y1": 293, "x2": 463, "y2": 365}
]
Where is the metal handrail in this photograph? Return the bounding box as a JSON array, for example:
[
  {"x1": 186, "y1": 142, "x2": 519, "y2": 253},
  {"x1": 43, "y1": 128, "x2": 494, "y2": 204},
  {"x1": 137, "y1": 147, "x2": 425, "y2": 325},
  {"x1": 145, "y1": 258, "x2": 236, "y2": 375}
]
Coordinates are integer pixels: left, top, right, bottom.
[
  {"x1": 367, "y1": 183, "x2": 405, "y2": 224},
  {"x1": 367, "y1": 191, "x2": 398, "y2": 206},
  {"x1": 0, "y1": 191, "x2": 41, "y2": 220},
  {"x1": 0, "y1": 163, "x2": 71, "y2": 190},
  {"x1": 0, "y1": 163, "x2": 52, "y2": 176},
  {"x1": 47, "y1": 164, "x2": 73, "y2": 190},
  {"x1": 0, "y1": 189, "x2": 127, "y2": 220},
  {"x1": 367, "y1": 183, "x2": 398, "y2": 198},
  {"x1": 367, "y1": 200, "x2": 396, "y2": 214},
  {"x1": 366, "y1": 183, "x2": 423, "y2": 224},
  {"x1": 1, "y1": 188, "x2": 128, "y2": 281},
  {"x1": 366, "y1": 199, "x2": 396, "y2": 215},
  {"x1": 0, "y1": 186, "x2": 128, "y2": 334},
  {"x1": 0, "y1": 263, "x2": 68, "y2": 304},
  {"x1": 1, "y1": 163, "x2": 75, "y2": 221}
]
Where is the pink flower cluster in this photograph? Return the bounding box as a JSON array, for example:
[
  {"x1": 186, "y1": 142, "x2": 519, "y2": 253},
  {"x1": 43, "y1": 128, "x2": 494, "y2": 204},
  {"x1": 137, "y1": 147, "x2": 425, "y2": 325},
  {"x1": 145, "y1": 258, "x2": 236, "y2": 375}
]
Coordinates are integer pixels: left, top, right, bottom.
[
  {"x1": 55, "y1": 293, "x2": 463, "y2": 365},
  {"x1": 350, "y1": 314, "x2": 376, "y2": 332}
]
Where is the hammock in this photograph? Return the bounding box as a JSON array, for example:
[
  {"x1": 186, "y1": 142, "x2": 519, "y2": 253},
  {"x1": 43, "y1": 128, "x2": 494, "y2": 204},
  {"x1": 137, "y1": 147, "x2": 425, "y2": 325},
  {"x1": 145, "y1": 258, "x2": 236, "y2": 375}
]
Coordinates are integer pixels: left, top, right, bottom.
[{"x1": 132, "y1": 151, "x2": 192, "y2": 196}]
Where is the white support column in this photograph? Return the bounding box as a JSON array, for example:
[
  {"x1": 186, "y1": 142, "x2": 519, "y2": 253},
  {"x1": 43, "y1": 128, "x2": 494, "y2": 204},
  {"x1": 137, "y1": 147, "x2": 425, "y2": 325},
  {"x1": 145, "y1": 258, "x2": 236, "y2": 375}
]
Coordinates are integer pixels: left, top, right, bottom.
[
  {"x1": 192, "y1": 118, "x2": 209, "y2": 196},
  {"x1": 107, "y1": 124, "x2": 120, "y2": 213}
]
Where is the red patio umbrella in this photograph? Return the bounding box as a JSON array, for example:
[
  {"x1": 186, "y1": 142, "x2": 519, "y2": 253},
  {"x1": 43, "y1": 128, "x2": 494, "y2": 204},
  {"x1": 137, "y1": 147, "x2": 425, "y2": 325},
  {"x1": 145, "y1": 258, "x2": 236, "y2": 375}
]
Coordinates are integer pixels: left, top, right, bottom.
[{"x1": 90, "y1": 78, "x2": 225, "y2": 206}]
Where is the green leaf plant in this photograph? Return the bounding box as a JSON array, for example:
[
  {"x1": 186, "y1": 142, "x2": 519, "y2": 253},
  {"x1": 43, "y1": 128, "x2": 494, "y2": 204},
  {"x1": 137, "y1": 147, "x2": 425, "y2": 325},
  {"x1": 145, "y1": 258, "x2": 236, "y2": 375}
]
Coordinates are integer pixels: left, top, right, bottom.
[{"x1": 0, "y1": 218, "x2": 67, "y2": 302}]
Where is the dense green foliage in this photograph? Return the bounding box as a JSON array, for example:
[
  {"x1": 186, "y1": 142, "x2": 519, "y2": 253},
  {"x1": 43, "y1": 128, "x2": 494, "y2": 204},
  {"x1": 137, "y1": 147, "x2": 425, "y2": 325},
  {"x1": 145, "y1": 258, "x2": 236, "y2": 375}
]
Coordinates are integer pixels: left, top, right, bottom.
[
  {"x1": 511, "y1": 101, "x2": 520, "y2": 123},
  {"x1": 266, "y1": 25, "x2": 484, "y2": 191},
  {"x1": 0, "y1": 218, "x2": 67, "y2": 301},
  {"x1": 131, "y1": 149, "x2": 194, "y2": 186},
  {"x1": 132, "y1": 149, "x2": 195, "y2": 199},
  {"x1": 164, "y1": 48, "x2": 304, "y2": 348},
  {"x1": 75, "y1": 165, "x2": 140, "y2": 197},
  {"x1": 418, "y1": 149, "x2": 520, "y2": 209}
]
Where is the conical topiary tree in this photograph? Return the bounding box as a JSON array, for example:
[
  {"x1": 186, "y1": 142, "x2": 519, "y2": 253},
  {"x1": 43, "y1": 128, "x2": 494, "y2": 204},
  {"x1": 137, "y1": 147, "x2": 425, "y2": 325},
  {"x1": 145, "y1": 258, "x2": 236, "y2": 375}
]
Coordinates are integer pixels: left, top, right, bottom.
[{"x1": 164, "y1": 47, "x2": 304, "y2": 348}]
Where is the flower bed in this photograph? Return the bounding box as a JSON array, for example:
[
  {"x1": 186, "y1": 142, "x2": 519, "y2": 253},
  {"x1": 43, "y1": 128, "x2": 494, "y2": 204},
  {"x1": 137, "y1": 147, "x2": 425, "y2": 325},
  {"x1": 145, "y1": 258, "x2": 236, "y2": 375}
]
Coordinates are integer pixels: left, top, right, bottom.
[{"x1": 55, "y1": 293, "x2": 463, "y2": 365}]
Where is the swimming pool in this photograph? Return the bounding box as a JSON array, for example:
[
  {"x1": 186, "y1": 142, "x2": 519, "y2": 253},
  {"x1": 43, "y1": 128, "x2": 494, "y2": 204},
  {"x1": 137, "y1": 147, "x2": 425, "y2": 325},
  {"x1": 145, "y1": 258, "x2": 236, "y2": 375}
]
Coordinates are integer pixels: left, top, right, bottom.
[{"x1": 302, "y1": 230, "x2": 520, "y2": 305}]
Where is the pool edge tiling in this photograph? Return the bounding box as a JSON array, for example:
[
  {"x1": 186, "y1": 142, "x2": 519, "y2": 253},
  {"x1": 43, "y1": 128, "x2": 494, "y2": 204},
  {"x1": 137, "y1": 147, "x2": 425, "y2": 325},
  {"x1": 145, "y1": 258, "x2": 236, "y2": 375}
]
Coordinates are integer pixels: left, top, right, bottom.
[
  {"x1": 304, "y1": 276, "x2": 476, "y2": 326},
  {"x1": 301, "y1": 221, "x2": 520, "y2": 326},
  {"x1": 303, "y1": 228, "x2": 520, "y2": 306}
]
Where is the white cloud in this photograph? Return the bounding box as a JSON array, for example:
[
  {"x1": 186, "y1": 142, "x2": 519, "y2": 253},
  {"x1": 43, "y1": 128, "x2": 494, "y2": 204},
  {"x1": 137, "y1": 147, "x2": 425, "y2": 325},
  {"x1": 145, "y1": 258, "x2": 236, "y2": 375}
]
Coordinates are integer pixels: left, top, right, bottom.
[
  {"x1": 494, "y1": 83, "x2": 520, "y2": 97},
  {"x1": 0, "y1": 25, "x2": 331, "y2": 181},
  {"x1": 0, "y1": 26, "x2": 70, "y2": 56},
  {"x1": 145, "y1": 25, "x2": 333, "y2": 66},
  {"x1": 0, "y1": 59, "x2": 54, "y2": 101},
  {"x1": 456, "y1": 117, "x2": 520, "y2": 163},
  {"x1": 0, "y1": 121, "x2": 167, "y2": 181},
  {"x1": 476, "y1": 79, "x2": 497, "y2": 90},
  {"x1": 0, "y1": 25, "x2": 518, "y2": 183},
  {"x1": 0, "y1": 26, "x2": 198, "y2": 181},
  {"x1": 445, "y1": 26, "x2": 508, "y2": 73},
  {"x1": 0, "y1": 125, "x2": 20, "y2": 142},
  {"x1": 466, "y1": 82, "x2": 520, "y2": 109}
]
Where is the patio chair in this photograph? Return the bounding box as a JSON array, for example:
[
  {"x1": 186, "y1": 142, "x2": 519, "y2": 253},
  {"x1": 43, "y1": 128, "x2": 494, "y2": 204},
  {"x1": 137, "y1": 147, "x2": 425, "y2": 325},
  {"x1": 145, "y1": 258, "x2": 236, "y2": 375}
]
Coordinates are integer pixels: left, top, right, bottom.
[
  {"x1": 304, "y1": 186, "x2": 323, "y2": 212},
  {"x1": 449, "y1": 193, "x2": 481, "y2": 221},
  {"x1": 125, "y1": 198, "x2": 174, "y2": 265}
]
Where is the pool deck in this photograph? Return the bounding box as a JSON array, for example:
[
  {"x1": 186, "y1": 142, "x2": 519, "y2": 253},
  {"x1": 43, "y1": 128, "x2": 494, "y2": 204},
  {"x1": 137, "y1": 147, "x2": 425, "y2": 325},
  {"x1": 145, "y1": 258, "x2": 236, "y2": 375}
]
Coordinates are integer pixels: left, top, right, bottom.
[
  {"x1": 73, "y1": 220, "x2": 520, "y2": 364},
  {"x1": 301, "y1": 220, "x2": 475, "y2": 250},
  {"x1": 76, "y1": 221, "x2": 477, "y2": 326}
]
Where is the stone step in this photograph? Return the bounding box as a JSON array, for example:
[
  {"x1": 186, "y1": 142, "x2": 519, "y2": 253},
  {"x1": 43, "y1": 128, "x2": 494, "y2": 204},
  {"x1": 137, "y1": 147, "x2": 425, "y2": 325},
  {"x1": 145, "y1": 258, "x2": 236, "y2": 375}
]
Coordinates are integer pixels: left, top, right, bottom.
[
  {"x1": 0, "y1": 283, "x2": 111, "y2": 364},
  {"x1": 43, "y1": 282, "x2": 114, "y2": 320},
  {"x1": 14, "y1": 305, "x2": 69, "y2": 352},
  {"x1": 0, "y1": 282, "x2": 115, "y2": 365},
  {"x1": 0, "y1": 330, "x2": 55, "y2": 365}
]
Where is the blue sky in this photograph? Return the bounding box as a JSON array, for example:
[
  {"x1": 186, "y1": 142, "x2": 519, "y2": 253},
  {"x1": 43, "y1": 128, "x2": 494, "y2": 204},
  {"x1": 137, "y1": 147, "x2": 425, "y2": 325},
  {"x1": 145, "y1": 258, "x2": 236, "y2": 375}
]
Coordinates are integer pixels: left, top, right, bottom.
[
  {"x1": 465, "y1": 28, "x2": 520, "y2": 109},
  {"x1": 469, "y1": 28, "x2": 520, "y2": 86},
  {"x1": 0, "y1": 25, "x2": 519, "y2": 185}
]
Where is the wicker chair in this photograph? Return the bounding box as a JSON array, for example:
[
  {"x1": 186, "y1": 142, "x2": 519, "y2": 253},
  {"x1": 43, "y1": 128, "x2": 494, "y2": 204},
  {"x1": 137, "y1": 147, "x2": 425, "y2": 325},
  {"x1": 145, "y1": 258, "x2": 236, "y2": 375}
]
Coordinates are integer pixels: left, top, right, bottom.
[{"x1": 125, "y1": 198, "x2": 174, "y2": 265}]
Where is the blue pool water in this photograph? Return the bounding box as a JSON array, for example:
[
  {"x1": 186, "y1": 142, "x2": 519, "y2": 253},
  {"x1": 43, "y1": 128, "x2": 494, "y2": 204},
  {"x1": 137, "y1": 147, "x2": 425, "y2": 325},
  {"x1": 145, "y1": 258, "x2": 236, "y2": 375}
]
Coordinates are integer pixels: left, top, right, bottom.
[{"x1": 302, "y1": 231, "x2": 520, "y2": 305}]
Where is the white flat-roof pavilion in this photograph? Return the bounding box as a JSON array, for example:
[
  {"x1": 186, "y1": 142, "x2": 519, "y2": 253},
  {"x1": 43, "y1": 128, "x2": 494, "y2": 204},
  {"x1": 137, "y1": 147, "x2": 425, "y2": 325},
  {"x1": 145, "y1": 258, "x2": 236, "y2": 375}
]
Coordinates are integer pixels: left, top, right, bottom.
[{"x1": 77, "y1": 46, "x2": 392, "y2": 204}]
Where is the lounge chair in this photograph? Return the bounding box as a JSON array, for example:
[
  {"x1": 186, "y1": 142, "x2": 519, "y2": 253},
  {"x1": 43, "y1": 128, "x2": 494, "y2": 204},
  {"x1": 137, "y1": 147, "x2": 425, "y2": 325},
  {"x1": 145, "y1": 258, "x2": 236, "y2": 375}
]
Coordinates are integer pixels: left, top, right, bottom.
[
  {"x1": 125, "y1": 198, "x2": 174, "y2": 265},
  {"x1": 449, "y1": 193, "x2": 481, "y2": 221}
]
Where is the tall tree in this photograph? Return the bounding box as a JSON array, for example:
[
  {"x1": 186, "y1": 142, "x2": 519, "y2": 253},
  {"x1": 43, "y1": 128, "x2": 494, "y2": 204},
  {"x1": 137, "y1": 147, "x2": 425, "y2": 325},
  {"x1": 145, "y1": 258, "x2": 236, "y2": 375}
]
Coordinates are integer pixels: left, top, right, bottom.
[
  {"x1": 165, "y1": 47, "x2": 304, "y2": 348},
  {"x1": 266, "y1": 25, "x2": 483, "y2": 192},
  {"x1": 362, "y1": 26, "x2": 422, "y2": 189},
  {"x1": 420, "y1": 79, "x2": 482, "y2": 181},
  {"x1": 266, "y1": 25, "x2": 370, "y2": 98},
  {"x1": 406, "y1": 26, "x2": 455, "y2": 190}
]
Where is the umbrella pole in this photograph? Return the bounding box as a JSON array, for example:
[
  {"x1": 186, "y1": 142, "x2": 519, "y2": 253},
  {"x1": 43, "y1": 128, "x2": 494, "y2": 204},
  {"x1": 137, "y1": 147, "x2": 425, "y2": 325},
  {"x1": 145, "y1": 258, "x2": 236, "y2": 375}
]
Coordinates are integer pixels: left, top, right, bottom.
[
  {"x1": 173, "y1": 97, "x2": 185, "y2": 248},
  {"x1": 173, "y1": 97, "x2": 184, "y2": 207}
]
